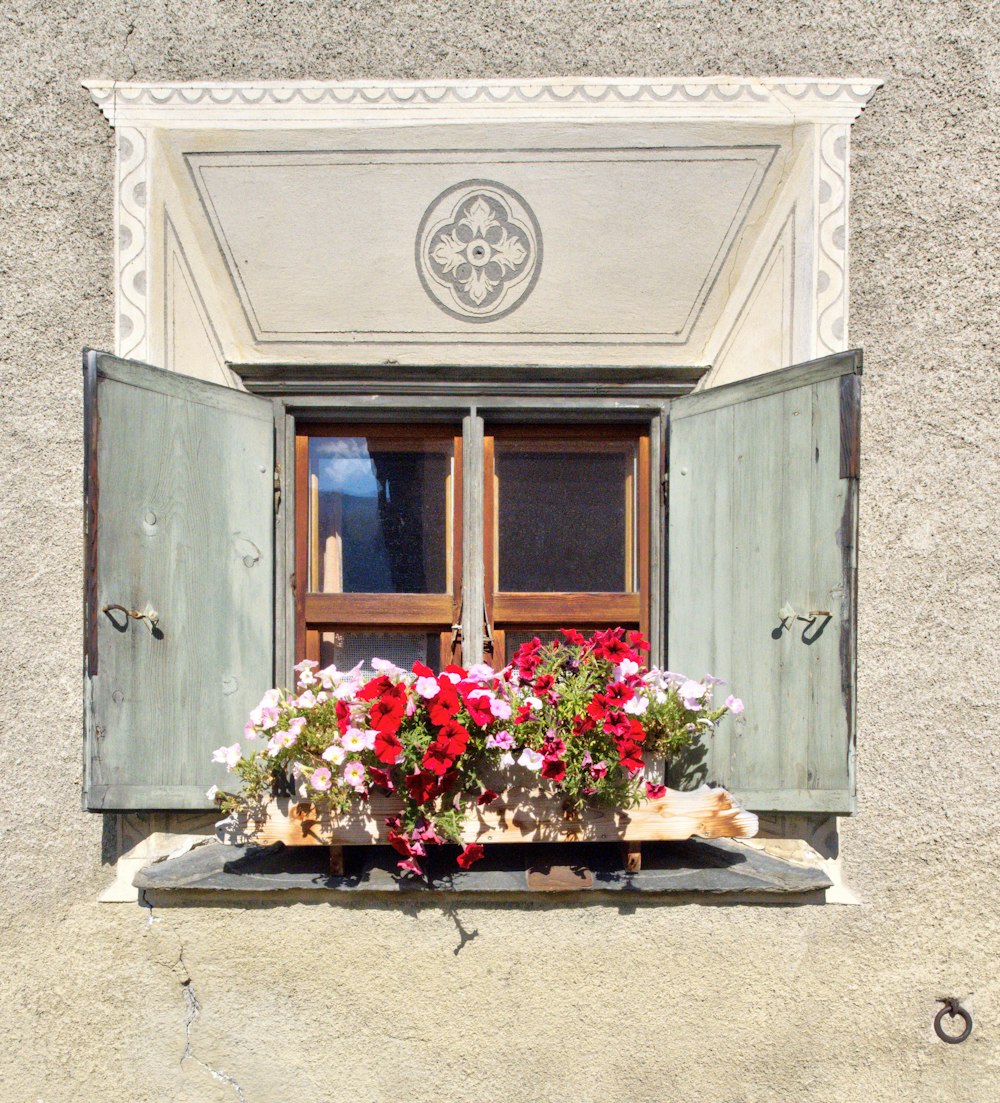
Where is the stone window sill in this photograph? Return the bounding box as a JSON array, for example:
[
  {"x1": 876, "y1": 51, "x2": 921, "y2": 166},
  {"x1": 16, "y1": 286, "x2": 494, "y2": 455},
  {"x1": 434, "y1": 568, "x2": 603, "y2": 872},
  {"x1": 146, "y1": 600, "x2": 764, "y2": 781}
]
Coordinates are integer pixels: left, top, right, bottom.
[{"x1": 134, "y1": 838, "x2": 832, "y2": 904}]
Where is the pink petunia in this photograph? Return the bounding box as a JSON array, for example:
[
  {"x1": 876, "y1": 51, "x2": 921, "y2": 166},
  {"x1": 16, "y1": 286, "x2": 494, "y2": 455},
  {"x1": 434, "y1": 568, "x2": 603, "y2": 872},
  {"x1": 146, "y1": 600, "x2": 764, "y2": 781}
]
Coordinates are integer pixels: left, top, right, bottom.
[
  {"x1": 310, "y1": 766, "x2": 333, "y2": 791},
  {"x1": 489, "y1": 697, "x2": 513, "y2": 720},
  {"x1": 343, "y1": 761, "x2": 366, "y2": 789},
  {"x1": 415, "y1": 676, "x2": 440, "y2": 699},
  {"x1": 322, "y1": 744, "x2": 346, "y2": 765},
  {"x1": 679, "y1": 680, "x2": 706, "y2": 710},
  {"x1": 725, "y1": 694, "x2": 745, "y2": 715}
]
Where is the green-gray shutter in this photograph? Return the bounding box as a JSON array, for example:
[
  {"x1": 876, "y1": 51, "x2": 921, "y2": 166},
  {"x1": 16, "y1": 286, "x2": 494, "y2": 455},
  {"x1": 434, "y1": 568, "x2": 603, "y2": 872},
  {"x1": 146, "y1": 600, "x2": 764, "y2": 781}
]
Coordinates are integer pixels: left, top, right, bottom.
[
  {"x1": 667, "y1": 351, "x2": 861, "y2": 814},
  {"x1": 83, "y1": 350, "x2": 274, "y2": 811}
]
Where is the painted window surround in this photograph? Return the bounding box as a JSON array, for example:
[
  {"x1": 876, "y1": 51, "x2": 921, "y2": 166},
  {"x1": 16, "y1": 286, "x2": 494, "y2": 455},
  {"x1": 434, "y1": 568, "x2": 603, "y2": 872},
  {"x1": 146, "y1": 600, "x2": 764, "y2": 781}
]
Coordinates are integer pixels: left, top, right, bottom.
[
  {"x1": 83, "y1": 77, "x2": 881, "y2": 903},
  {"x1": 85, "y1": 77, "x2": 881, "y2": 382}
]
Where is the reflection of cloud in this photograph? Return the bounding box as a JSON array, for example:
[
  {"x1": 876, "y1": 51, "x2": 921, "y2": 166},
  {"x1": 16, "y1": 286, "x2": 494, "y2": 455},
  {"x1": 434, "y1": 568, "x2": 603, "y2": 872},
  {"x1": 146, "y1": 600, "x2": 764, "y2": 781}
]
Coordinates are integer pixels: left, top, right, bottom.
[{"x1": 313, "y1": 439, "x2": 378, "y2": 497}]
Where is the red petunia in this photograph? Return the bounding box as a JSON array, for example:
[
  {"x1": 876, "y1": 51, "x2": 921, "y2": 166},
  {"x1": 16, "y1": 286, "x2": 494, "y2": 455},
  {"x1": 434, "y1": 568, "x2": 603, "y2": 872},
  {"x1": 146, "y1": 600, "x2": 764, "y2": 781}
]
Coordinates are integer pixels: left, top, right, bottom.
[
  {"x1": 357, "y1": 674, "x2": 393, "y2": 701},
  {"x1": 572, "y1": 714, "x2": 595, "y2": 737},
  {"x1": 645, "y1": 782, "x2": 667, "y2": 800},
  {"x1": 533, "y1": 674, "x2": 554, "y2": 694},
  {"x1": 370, "y1": 694, "x2": 405, "y2": 735},
  {"x1": 477, "y1": 788, "x2": 499, "y2": 806},
  {"x1": 428, "y1": 679, "x2": 461, "y2": 726},
  {"x1": 586, "y1": 693, "x2": 609, "y2": 721},
  {"x1": 437, "y1": 718, "x2": 471, "y2": 758},
  {"x1": 628, "y1": 717, "x2": 646, "y2": 743},
  {"x1": 605, "y1": 681, "x2": 635, "y2": 708},
  {"x1": 397, "y1": 856, "x2": 424, "y2": 876},
  {"x1": 462, "y1": 691, "x2": 494, "y2": 727},
  {"x1": 599, "y1": 638, "x2": 633, "y2": 663},
  {"x1": 541, "y1": 736, "x2": 566, "y2": 758},
  {"x1": 456, "y1": 843, "x2": 485, "y2": 870},
  {"x1": 627, "y1": 630, "x2": 651, "y2": 652},
  {"x1": 405, "y1": 771, "x2": 439, "y2": 804},
  {"x1": 603, "y1": 711, "x2": 631, "y2": 739},
  {"x1": 373, "y1": 729, "x2": 404, "y2": 765},
  {"x1": 541, "y1": 757, "x2": 566, "y2": 783},
  {"x1": 618, "y1": 740, "x2": 644, "y2": 775},
  {"x1": 412, "y1": 660, "x2": 435, "y2": 679},
  {"x1": 335, "y1": 699, "x2": 352, "y2": 736},
  {"x1": 367, "y1": 765, "x2": 395, "y2": 792},
  {"x1": 388, "y1": 828, "x2": 412, "y2": 856},
  {"x1": 512, "y1": 703, "x2": 533, "y2": 726},
  {"x1": 422, "y1": 741, "x2": 455, "y2": 776},
  {"x1": 560, "y1": 627, "x2": 587, "y2": 646}
]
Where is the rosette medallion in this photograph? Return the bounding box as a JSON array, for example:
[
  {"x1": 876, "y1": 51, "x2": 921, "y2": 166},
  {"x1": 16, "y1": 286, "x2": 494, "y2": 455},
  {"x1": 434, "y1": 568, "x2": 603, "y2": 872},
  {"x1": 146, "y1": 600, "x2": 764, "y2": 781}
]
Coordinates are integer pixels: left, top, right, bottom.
[{"x1": 416, "y1": 180, "x2": 542, "y2": 322}]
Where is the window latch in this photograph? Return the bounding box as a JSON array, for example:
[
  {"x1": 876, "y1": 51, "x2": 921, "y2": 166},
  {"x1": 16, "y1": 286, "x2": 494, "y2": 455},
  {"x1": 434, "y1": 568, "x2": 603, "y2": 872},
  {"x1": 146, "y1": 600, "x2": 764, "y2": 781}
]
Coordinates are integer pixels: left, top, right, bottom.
[
  {"x1": 778, "y1": 602, "x2": 832, "y2": 631},
  {"x1": 102, "y1": 603, "x2": 160, "y2": 634},
  {"x1": 450, "y1": 596, "x2": 463, "y2": 653}
]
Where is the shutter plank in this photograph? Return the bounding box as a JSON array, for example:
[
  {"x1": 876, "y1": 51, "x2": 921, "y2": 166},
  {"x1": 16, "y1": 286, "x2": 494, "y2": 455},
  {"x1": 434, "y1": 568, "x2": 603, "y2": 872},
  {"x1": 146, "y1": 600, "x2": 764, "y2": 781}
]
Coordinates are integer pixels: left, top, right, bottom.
[
  {"x1": 668, "y1": 351, "x2": 860, "y2": 813},
  {"x1": 84, "y1": 351, "x2": 274, "y2": 811}
]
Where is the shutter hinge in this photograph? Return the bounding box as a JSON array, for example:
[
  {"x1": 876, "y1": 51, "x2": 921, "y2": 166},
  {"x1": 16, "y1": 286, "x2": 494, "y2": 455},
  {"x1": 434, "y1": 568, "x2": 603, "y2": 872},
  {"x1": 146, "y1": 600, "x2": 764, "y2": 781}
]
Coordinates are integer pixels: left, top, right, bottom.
[
  {"x1": 273, "y1": 463, "x2": 282, "y2": 513},
  {"x1": 660, "y1": 471, "x2": 669, "y2": 504}
]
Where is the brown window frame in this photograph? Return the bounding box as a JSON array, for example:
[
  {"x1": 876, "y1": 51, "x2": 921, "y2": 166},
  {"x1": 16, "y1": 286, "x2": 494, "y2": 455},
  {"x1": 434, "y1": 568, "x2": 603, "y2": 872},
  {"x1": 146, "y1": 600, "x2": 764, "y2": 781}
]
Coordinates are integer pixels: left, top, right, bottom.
[
  {"x1": 295, "y1": 423, "x2": 464, "y2": 670},
  {"x1": 484, "y1": 424, "x2": 651, "y2": 667},
  {"x1": 295, "y1": 419, "x2": 651, "y2": 672}
]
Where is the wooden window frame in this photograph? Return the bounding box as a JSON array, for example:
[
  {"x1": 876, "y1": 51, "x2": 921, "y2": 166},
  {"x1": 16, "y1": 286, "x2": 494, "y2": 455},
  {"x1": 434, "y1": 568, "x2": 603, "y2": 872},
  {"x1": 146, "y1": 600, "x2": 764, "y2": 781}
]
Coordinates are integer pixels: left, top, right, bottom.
[
  {"x1": 236, "y1": 364, "x2": 701, "y2": 683},
  {"x1": 295, "y1": 423, "x2": 463, "y2": 670},
  {"x1": 484, "y1": 424, "x2": 651, "y2": 667}
]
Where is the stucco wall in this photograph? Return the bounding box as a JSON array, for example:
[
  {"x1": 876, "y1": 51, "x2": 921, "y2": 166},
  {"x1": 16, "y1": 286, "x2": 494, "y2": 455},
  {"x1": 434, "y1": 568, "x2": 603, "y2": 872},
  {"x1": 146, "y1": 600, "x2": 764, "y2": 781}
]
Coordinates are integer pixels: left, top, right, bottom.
[{"x1": 1, "y1": 2, "x2": 997, "y2": 1100}]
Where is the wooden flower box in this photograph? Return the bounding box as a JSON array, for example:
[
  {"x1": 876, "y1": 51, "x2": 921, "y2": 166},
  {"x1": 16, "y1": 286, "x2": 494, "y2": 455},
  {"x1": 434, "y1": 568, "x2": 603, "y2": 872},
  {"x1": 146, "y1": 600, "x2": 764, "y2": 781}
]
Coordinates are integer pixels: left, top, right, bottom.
[{"x1": 226, "y1": 784, "x2": 758, "y2": 874}]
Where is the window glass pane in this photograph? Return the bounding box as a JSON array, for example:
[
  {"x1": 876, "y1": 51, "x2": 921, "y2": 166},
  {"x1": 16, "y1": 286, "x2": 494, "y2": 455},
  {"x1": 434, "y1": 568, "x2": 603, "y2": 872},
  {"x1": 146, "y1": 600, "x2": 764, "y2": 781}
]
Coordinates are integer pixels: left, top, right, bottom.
[
  {"x1": 495, "y1": 440, "x2": 637, "y2": 592},
  {"x1": 308, "y1": 436, "x2": 452, "y2": 594},
  {"x1": 319, "y1": 631, "x2": 441, "y2": 680}
]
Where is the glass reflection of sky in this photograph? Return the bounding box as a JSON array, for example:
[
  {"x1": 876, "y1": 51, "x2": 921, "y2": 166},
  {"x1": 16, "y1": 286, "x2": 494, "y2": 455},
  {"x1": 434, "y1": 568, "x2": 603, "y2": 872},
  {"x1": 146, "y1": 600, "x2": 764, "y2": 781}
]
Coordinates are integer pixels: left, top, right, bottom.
[
  {"x1": 312, "y1": 438, "x2": 393, "y2": 592},
  {"x1": 309, "y1": 437, "x2": 447, "y2": 594},
  {"x1": 314, "y1": 438, "x2": 380, "y2": 498}
]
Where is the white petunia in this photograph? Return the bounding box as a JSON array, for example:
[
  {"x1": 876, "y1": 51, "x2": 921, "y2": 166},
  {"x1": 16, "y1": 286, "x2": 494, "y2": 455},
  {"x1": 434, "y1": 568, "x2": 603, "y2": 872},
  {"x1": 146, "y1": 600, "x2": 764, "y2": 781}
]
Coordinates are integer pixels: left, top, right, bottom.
[
  {"x1": 211, "y1": 743, "x2": 242, "y2": 770},
  {"x1": 517, "y1": 747, "x2": 544, "y2": 771}
]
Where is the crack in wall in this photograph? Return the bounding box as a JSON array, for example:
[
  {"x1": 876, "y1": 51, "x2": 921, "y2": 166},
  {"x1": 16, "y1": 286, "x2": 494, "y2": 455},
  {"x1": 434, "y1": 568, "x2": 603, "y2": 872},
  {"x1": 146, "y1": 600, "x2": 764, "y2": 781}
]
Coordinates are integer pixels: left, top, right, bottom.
[
  {"x1": 180, "y1": 976, "x2": 248, "y2": 1103},
  {"x1": 122, "y1": 2, "x2": 138, "y2": 78}
]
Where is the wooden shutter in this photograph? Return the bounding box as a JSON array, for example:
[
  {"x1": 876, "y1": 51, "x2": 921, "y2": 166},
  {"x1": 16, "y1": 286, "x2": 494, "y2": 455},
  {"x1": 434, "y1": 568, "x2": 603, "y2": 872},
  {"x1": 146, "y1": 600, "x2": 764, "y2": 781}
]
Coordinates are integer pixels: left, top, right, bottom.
[
  {"x1": 667, "y1": 351, "x2": 861, "y2": 814},
  {"x1": 83, "y1": 351, "x2": 274, "y2": 810}
]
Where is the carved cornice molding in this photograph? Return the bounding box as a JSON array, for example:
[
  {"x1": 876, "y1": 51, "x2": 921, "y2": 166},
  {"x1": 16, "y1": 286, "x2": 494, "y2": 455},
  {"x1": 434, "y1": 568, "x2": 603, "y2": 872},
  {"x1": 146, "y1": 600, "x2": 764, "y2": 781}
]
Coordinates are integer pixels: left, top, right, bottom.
[{"x1": 84, "y1": 77, "x2": 882, "y2": 128}]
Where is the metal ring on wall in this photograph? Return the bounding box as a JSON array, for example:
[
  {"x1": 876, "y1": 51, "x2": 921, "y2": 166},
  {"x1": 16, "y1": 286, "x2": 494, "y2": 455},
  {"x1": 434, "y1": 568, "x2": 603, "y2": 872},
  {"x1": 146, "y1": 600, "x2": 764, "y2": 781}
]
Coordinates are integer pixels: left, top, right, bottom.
[{"x1": 934, "y1": 1000, "x2": 973, "y2": 1044}]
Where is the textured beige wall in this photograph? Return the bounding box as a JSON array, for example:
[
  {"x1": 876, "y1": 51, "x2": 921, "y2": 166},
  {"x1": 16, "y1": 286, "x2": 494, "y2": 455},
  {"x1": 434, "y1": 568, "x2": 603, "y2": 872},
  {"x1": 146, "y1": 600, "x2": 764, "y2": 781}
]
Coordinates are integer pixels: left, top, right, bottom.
[{"x1": 1, "y1": 2, "x2": 998, "y2": 1100}]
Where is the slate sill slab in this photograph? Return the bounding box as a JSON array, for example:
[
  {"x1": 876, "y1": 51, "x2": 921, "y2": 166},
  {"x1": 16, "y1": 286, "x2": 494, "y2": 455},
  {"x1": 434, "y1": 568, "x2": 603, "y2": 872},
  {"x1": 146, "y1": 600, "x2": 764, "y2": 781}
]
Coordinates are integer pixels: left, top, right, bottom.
[{"x1": 134, "y1": 838, "x2": 832, "y2": 903}]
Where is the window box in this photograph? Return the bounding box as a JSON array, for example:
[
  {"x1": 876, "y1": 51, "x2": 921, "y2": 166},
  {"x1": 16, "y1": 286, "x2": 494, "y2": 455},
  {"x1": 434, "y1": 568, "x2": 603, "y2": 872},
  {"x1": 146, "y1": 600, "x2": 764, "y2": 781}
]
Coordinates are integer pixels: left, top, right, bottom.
[{"x1": 224, "y1": 786, "x2": 758, "y2": 858}]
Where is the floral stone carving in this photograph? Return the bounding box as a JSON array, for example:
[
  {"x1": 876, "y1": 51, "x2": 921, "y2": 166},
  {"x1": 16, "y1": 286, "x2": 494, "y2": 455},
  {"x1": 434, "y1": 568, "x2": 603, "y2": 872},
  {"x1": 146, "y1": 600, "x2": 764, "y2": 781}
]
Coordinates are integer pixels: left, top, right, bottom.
[{"x1": 416, "y1": 180, "x2": 541, "y2": 322}]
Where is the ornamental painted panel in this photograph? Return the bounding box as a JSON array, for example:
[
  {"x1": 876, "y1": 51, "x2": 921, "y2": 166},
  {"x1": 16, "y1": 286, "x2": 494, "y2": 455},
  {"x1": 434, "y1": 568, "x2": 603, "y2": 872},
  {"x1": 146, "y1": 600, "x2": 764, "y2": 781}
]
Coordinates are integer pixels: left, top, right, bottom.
[
  {"x1": 184, "y1": 144, "x2": 776, "y2": 349},
  {"x1": 88, "y1": 79, "x2": 881, "y2": 369},
  {"x1": 416, "y1": 181, "x2": 542, "y2": 322}
]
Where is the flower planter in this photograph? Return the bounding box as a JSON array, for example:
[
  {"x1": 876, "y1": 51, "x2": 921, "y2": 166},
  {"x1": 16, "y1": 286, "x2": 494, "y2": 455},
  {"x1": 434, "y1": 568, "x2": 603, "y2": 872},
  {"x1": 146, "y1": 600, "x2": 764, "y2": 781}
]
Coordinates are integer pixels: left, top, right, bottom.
[
  {"x1": 222, "y1": 784, "x2": 757, "y2": 873},
  {"x1": 216, "y1": 630, "x2": 753, "y2": 878}
]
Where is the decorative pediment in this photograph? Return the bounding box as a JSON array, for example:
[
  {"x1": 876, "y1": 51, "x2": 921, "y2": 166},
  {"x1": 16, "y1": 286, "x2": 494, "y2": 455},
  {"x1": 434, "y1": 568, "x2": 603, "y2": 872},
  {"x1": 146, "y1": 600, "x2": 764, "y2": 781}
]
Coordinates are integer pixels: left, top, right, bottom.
[{"x1": 85, "y1": 78, "x2": 881, "y2": 376}]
